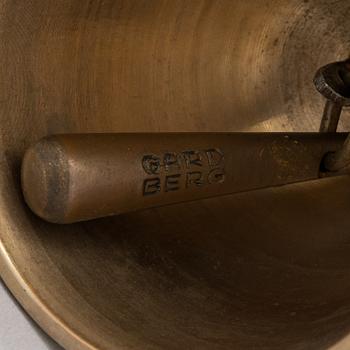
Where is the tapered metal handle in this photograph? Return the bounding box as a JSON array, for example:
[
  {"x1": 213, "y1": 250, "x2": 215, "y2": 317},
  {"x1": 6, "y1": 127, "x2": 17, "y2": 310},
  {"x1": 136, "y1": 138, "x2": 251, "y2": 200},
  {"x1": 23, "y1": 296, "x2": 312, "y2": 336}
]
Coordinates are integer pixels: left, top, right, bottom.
[{"x1": 21, "y1": 133, "x2": 347, "y2": 224}]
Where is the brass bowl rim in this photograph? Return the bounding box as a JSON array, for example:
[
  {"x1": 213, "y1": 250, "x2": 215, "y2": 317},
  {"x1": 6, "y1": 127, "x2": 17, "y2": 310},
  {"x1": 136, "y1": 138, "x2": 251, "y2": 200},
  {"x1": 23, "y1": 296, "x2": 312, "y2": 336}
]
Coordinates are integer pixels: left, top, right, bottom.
[{"x1": 0, "y1": 236, "x2": 96, "y2": 350}]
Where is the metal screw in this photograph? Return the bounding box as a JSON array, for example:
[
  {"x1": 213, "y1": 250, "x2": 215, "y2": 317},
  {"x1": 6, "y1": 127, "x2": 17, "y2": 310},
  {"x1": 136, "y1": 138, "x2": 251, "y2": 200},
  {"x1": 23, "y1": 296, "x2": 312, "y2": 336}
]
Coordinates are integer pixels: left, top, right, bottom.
[
  {"x1": 314, "y1": 60, "x2": 350, "y2": 172},
  {"x1": 314, "y1": 60, "x2": 350, "y2": 133}
]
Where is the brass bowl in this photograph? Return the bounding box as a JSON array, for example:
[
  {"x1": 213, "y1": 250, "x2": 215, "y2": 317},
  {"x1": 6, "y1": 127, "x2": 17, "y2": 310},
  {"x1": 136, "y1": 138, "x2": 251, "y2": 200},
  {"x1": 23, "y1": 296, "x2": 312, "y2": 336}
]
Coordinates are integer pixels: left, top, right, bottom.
[{"x1": 1, "y1": 1, "x2": 350, "y2": 349}]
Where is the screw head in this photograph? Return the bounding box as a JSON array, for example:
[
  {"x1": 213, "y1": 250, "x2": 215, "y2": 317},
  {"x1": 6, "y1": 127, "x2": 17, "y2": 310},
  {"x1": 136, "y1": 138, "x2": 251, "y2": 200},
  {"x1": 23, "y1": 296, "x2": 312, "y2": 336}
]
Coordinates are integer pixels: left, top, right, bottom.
[{"x1": 314, "y1": 60, "x2": 350, "y2": 107}]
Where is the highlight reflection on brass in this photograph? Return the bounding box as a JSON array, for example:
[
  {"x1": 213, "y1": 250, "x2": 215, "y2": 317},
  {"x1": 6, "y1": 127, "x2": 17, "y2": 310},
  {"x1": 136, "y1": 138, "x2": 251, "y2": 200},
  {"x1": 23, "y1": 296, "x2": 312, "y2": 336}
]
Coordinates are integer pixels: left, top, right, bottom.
[{"x1": 1, "y1": 1, "x2": 350, "y2": 350}]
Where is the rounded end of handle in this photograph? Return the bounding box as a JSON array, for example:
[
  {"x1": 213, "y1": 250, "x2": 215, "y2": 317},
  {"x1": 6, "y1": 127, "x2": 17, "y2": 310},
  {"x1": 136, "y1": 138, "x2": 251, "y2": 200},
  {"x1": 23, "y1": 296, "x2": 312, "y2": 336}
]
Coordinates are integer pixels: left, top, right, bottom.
[{"x1": 21, "y1": 137, "x2": 70, "y2": 224}]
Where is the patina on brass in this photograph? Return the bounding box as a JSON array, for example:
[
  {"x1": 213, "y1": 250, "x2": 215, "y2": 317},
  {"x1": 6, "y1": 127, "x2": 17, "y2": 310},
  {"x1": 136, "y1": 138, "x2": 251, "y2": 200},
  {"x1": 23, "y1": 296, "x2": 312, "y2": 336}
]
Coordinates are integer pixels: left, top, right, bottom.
[
  {"x1": 22, "y1": 133, "x2": 347, "y2": 224},
  {"x1": 2, "y1": 1, "x2": 350, "y2": 350}
]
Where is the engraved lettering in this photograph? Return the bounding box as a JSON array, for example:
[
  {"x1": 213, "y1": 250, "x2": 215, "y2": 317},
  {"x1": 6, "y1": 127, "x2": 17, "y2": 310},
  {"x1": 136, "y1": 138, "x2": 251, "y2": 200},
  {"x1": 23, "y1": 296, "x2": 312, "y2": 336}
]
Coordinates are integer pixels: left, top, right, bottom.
[
  {"x1": 206, "y1": 149, "x2": 224, "y2": 167},
  {"x1": 143, "y1": 178, "x2": 161, "y2": 196},
  {"x1": 164, "y1": 153, "x2": 181, "y2": 172},
  {"x1": 208, "y1": 168, "x2": 225, "y2": 184},
  {"x1": 165, "y1": 174, "x2": 181, "y2": 192},
  {"x1": 142, "y1": 155, "x2": 161, "y2": 175},
  {"x1": 182, "y1": 151, "x2": 203, "y2": 168},
  {"x1": 142, "y1": 148, "x2": 225, "y2": 196},
  {"x1": 186, "y1": 171, "x2": 204, "y2": 187}
]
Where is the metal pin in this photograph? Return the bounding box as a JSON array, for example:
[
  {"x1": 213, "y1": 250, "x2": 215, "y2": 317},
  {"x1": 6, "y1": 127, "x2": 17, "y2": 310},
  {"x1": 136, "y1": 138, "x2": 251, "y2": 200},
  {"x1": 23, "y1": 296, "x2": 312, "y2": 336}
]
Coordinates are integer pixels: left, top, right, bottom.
[
  {"x1": 319, "y1": 100, "x2": 343, "y2": 133},
  {"x1": 314, "y1": 60, "x2": 350, "y2": 133},
  {"x1": 314, "y1": 60, "x2": 350, "y2": 170}
]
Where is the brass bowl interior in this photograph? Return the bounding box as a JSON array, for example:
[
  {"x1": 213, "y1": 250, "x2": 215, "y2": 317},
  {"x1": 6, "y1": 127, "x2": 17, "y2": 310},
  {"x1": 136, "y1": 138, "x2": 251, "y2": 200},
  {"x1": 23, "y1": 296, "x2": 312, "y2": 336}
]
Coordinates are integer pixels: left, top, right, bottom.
[{"x1": 1, "y1": 1, "x2": 350, "y2": 349}]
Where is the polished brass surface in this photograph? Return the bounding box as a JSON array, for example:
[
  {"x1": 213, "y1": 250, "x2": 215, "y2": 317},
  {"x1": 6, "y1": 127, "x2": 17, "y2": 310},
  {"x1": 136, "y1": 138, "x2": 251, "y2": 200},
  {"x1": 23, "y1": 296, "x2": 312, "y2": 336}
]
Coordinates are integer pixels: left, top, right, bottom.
[
  {"x1": 21, "y1": 133, "x2": 347, "y2": 224},
  {"x1": 2, "y1": 1, "x2": 350, "y2": 350}
]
